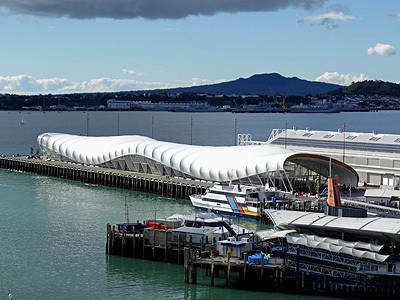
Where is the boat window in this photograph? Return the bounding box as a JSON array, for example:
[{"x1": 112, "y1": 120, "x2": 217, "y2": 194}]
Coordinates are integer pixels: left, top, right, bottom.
[
  {"x1": 209, "y1": 190, "x2": 243, "y2": 197},
  {"x1": 248, "y1": 192, "x2": 258, "y2": 198},
  {"x1": 369, "y1": 137, "x2": 380, "y2": 141},
  {"x1": 202, "y1": 197, "x2": 227, "y2": 204},
  {"x1": 303, "y1": 133, "x2": 313, "y2": 137},
  {"x1": 394, "y1": 138, "x2": 400, "y2": 143}
]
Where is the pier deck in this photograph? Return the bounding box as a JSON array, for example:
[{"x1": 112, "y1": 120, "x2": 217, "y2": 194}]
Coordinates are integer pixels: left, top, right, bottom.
[{"x1": 0, "y1": 156, "x2": 213, "y2": 198}]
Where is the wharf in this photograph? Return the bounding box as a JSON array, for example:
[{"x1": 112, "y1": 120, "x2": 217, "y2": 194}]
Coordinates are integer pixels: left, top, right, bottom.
[
  {"x1": 107, "y1": 222, "x2": 400, "y2": 299},
  {"x1": 0, "y1": 156, "x2": 213, "y2": 198},
  {"x1": 106, "y1": 223, "x2": 287, "y2": 291}
]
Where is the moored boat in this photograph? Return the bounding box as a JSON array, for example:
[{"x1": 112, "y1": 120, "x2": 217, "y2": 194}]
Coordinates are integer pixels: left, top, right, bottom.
[{"x1": 189, "y1": 184, "x2": 286, "y2": 219}]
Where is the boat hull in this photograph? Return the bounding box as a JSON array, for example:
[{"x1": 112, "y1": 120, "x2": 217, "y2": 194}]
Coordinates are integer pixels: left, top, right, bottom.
[{"x1": 190, "y1": 195, "x2": 259, "y2": 220}]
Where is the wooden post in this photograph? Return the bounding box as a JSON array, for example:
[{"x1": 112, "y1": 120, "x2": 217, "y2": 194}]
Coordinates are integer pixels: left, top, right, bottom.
[
  {"x1": 226, "y1": 248, "x2": 231, "y2": 287},
  {"x1": 106, "y1": 223, "x2": 110, "y2": 254},
  {"x1": 164, "y1": 230, "x2": 168, "y2": 262},
  {"x1": 142, "y1": 230, "x2": 146, "y2": 259},
  {"x1": 121, "y1": 227, "x2": 125, "y2": 256},
  {"x1": 191, "y1": 250, "x2": 197, "y2": 284},
  {"x1": 152, "y1": 228, "x2": 155, "y2": 260},
  {"x1": 261, "y1": 253, "x2": 264, "y2": 283},
  {"x1": 177, "y1": 233, "x2": 181, "y2": 264},
  {"x1": 111, "y1": 225, "x2": 115, "y2": 255},
  {"x1": 184, "y1": 248, "x2": 189, "y2": 283},
  {"x1": 132, "y1": 226, "x2": 136, "y2": 258},
  {"x1": 243, "y1": 252, "x2": 247, "y2": 283},
  {"x1": 211, "y1": 252, "x2": 215, "y2": 286}
]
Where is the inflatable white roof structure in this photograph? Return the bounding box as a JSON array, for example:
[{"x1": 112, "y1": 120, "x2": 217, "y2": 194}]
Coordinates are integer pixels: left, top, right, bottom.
[
  {"x1": 37, "y1": 132, "x2": 358, "y2": 185},
  {"x1": 287, "y1": 233, "x2": 388, "y2": 263}
]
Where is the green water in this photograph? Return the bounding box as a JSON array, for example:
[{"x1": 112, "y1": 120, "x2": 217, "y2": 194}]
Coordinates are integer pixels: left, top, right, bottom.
[{"x1": 0, "y1": 169, "x2": 349, "y2": 300}]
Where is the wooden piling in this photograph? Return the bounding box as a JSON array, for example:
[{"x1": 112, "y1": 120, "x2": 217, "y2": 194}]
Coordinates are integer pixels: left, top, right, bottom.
[
  {"x1": 260, "y1": 253, "x2": 264, "y2": 282},
  {"x1": 177, "y1": 233, "x2": 181, "y2": 264},
  {"x1": 132, "y1": 226, "x2": 136, "y2": 257},
  {"x1": 111, "y1": 225, "x2": 115, "y2": 255},
  {"x1": 211, "y1": 253, "x2": 215, "y2": 286},
  {"x1": 226, "y1": 250, "x2": 231, "y2": 287},
  {"x1": 121, "y1": 227, "x2": 125, "y2": 256},
  {"x1": 243, "y1": 252, "x2": 247, "y2": 283},
  {"x1": 184, "y1": 247, "x2": 189, "y2": 283},
  {"x1": 191, "y1": 250, "x2": 197, "y2": 284},
  {"x1": 164, "y1": 230, "x2": 168, "y2": 262},
  {"x1": 106, "y1": 223, "x2": 110, "y2": 254}
]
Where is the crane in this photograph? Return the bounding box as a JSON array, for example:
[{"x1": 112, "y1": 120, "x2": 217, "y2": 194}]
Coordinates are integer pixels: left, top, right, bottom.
[
  {"x1": 281, "y1": 88, "x2": 289, "y2": 111},
  {"x1": 268, "y1": 86, "x2": 278, "y2": 103}
]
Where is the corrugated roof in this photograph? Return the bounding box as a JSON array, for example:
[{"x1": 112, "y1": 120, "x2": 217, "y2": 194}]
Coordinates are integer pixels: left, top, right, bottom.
[
  {"x1": 287, "y1": 233, "x2": 389, "y2": 262},
  {"x1": 365, "y1": 189, "x2": 400, "y2": 198},
  {"x1": 268, "y1": 129, "x2": 400, "y2": 154},
  {"x1": 266, "y1": 209, "x2": 400, "y2": 242}
]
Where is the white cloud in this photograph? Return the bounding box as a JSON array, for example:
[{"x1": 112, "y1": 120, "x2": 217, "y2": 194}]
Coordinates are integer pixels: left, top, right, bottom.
[
  {"x1": 191, "y1": 77, "x2": 227, "y2": 86},
  {"x1": 366, "y1": 43, "x2": 396, "y2": 57},
  {"x1": 300, "y1": 11, "x2": 358, "y2": 29},
  {"x1": 388, "y1": 13, "x2": 400, "y2": 20},
  {"x1": 122, "y1": 69, "x2": 148, "y2": 76},
  {"x1": 315, "y1": 72, "x2": 369, "y2": 86},
  {"x1": 0, "y1": 74, "x2": 176, "y2": 94},
  {"x1": 304, "y1": 11, "x2": 357, "y2": 21}
]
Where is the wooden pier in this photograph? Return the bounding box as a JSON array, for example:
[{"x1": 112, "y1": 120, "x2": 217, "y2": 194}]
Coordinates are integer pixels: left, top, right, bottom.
[
  {"x1": 0, "y1": 156, "x2": 213, "y2": 198},
  {"x1": 106, "y1": 222, "x2": 288, "y2": 292},
  {"x1": 107, "y1": 222, "x2": 400, "y2": 299}
]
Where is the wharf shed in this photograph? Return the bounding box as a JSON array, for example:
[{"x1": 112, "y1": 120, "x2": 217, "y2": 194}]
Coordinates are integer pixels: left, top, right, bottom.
[
  {"x1": 37, "y1": 132, "x2": 358, "y2": 190},
  {"x1": 265, "y1": 128, "x2": 400, "y2": 188}
]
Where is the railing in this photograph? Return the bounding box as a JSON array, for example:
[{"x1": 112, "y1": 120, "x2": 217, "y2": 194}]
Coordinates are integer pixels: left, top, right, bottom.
[{"x1": 267, "y1": 129, "x2": 284, "y2": 142}]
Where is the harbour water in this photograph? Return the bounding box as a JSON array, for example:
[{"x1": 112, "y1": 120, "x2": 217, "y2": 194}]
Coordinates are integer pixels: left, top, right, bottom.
[{"x1": 1, "y1": 110, "x2": 399, "y2": 299}]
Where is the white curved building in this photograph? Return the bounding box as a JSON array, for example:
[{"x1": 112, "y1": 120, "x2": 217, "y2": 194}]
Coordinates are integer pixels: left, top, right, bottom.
[{"x1": 37, "y1": 132, "x2": 358, "y2": 191}]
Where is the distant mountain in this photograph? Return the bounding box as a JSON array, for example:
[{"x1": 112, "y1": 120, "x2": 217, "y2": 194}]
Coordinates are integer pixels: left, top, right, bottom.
[
  {"x1": 330, "y1": 80, "x2": 400, "y2": 97},
  {"x1": 147, "y1": 73, "x2": 343, "y2": 97}
]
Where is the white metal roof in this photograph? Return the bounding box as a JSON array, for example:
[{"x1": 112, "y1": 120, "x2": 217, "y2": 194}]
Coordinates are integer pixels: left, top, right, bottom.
[
  {"x1": 364, "y1": 189, "x2": 400, "y2": 199},
  {"x1": 267, "y1": 128, "x2": 400, "y2": 156},
  {"x1": 291, "y1": 233, "x2": 384, "y2": 252},
  {"x1": 270, "y1": 128, "x2": 400, "y2": 145},
  {"x1": 266, "y1": 209, "x2": 400, "y2": 242},
  {"x1": 287, "y1": 233, "x2": 388, "y2": 262},
  {"x1": 37, "y1": 132, "x2": 358, "y2": 184},
  {"x1": 256, "y1": 229, "x2": 297, "y2": 241}
]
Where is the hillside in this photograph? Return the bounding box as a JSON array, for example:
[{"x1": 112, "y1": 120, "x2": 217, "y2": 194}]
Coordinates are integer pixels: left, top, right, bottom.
[
  {"x1": 331, "y1": 80, "x2": 400, "y2": 97},
  {"x1": 145, "y1": 73, "x2": 343, "y2": 97}
]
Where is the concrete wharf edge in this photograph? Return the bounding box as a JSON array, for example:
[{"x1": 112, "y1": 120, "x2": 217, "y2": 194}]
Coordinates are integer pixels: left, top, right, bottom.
[{"x1": 0, "y1": 156, "x2": 213, "y2": 199}]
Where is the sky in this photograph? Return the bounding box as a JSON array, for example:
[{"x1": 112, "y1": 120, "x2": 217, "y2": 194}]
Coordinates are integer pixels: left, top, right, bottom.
[{"x1": 0, "y1": 0, "x2": 398, "y2": 95}]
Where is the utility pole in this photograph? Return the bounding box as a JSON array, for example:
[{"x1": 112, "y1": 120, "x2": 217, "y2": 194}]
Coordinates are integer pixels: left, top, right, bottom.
[
  {"x1": 234, "y1": 118, "x2": 237, "y2": 146},
  {"x1": 190, "y1": 116, "x2": 193, "y2": 145}
]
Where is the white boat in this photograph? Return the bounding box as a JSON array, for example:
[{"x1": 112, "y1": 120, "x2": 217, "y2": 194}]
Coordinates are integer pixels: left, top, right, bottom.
[
  {"x1": 20, "y1": 118, "x2": 26, "y2": 125},
  {"x1": 289, "y1": 104, "x2": 340, "y2": 113},
  {"x1": 189, "y1": 184, "x2": 284, "y2": 219}
]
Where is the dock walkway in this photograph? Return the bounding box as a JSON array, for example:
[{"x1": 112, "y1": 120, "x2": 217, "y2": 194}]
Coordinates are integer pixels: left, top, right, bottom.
[{"x1": 0, "y1": 156, "x2": 213, "y2": 198}]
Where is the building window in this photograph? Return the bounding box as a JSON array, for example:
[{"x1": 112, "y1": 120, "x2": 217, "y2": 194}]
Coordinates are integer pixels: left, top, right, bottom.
[
  {"x1": 346, "y1": 136, "x2": 357, "y2": 140},
  {"x1": 323, "y1": 134, "x2": 334, "y2": 139}
]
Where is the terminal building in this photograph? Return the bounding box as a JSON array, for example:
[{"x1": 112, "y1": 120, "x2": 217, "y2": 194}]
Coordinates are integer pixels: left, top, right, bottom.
[
  {"x1": 37, "y1": 132, "x2": 358, "y2": 193},
  {"x1": 254, "y1": 128, "x2": 400, "y2": 188}
]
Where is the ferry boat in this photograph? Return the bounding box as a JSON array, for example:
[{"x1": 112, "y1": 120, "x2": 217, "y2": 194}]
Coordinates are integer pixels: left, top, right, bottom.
[{"x1": 189, "y1": 184, "x2": 285, "y2": 219}]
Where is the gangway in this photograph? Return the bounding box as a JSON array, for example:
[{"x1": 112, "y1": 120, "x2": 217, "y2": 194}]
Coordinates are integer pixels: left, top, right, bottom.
[{"x1": 342, "y1": 199, "x2": 400, "y2": 218}]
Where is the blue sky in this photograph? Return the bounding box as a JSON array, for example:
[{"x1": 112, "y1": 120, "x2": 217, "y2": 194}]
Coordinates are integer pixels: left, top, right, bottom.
[{"x1": 0, "y1": 0, "x2": 398, "y2": 94}]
